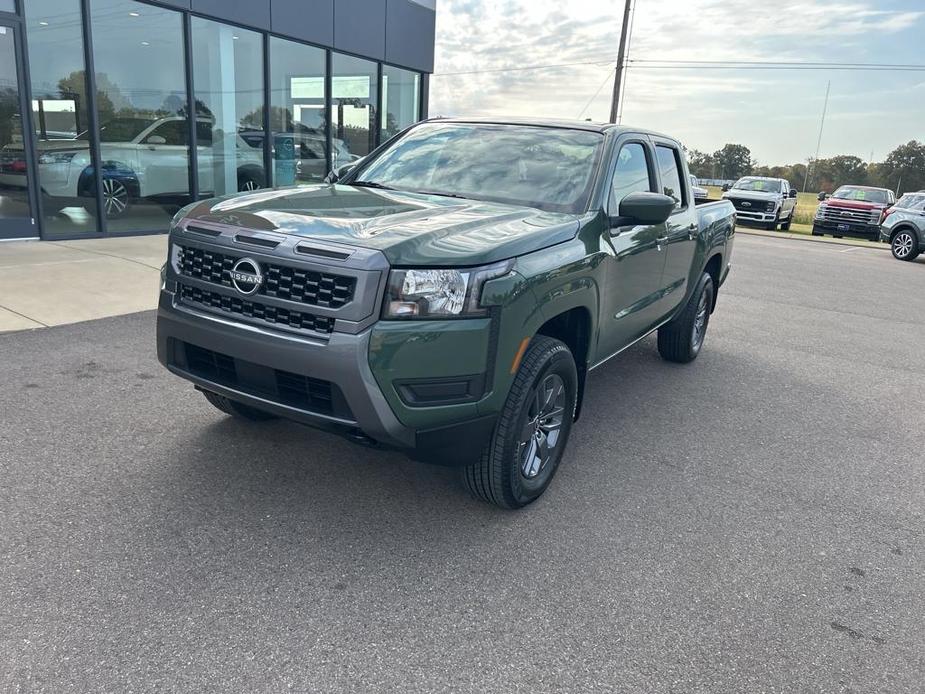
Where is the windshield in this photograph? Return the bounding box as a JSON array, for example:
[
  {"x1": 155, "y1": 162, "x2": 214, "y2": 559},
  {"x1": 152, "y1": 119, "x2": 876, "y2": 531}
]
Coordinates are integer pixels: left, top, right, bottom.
[
  {"x1": 352, "y1": 123, "x2": 604, "y2": 214},
  {"x1": 832, "y1": 187, "x2": 888, "y2": 204},
  {"x1": 733, "y1": 178, "x2": 781, "y2": 193},
  {"x1": 78, "y1": 117, "x2": 156, "y2": 143}
]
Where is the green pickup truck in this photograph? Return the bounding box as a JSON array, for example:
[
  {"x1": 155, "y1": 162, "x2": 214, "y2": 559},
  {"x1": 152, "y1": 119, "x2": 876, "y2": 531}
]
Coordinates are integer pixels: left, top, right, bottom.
[{"x1": 157, "y1": 118, "x2": 736, "y2": 508}]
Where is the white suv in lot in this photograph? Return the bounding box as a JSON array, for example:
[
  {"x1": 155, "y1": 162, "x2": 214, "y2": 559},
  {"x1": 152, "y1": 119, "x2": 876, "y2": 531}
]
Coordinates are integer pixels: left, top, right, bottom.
[
  {"x1": 722, "y1": 176, "x2": 798, "y2": 230},
  {"x1": 10, "y1": 116, "x2": 265, "y2": 218}
]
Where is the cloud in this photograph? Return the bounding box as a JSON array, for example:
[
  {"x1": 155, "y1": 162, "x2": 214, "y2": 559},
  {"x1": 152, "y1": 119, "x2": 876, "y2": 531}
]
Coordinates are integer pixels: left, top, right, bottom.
[{"x1": 429, "y1": 0, "x2": 925, "y2": 163}]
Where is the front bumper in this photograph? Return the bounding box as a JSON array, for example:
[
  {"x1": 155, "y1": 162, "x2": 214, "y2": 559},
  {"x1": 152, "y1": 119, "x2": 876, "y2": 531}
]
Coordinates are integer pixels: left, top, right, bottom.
[
  {"x1": 733, "y1": 209, "x2": 777, "y2": 223},
  {"x1": 813, "y1": 219, "x2": 879, "y2": 238},
  {"x1": 157, "y1": 291, "x2": 497, "y2": 465}
]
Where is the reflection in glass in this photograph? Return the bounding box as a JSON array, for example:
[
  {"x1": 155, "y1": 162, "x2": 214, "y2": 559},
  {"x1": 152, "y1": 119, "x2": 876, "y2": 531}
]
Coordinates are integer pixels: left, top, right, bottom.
[
  {"x1": 192, "y1": 18, "x2": 265, "y2": 198},
  {"x1": 382, "y1": 66, "x2": 419, "y2": 142},
  {"x1": 90, "y1": 0, "x2": 190, "y2": 233},
  {"x1": 331, "y1": 53, "x2": 378, "y2": 162},
  {"x1": 23, "y1": 0, "x2": 97, "y2": 236},
  {"x1": 268, "y1": 37, "x2": 328, "y2": 187},
  {"x1": 0, "y1": 24, "x2": 34, "y2": 237}
]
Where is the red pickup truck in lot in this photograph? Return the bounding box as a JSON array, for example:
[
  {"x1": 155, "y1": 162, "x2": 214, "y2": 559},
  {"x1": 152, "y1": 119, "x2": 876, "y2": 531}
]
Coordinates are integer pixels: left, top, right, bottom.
[{"x1": 813, "y1": 185, "x2": 896, "y2": 241}]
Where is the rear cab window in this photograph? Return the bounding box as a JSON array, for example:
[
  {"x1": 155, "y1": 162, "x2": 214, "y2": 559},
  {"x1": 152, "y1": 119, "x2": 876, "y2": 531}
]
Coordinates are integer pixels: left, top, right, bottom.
[{"x1": 655, "y1": 144, "x2": 687, "y2": 210}]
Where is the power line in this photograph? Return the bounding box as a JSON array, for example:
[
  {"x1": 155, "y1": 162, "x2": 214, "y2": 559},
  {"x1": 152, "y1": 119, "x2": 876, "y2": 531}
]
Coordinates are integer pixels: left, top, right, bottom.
[
  {"x1": 628, "y1": 59, "x2": 925, "y2": 72},
  {"x1": 433, "y1": 60, "x2": 613, "y2": 77},
  {"x1": 576, "y1": 70, "x2": 614, "y2": 120}
]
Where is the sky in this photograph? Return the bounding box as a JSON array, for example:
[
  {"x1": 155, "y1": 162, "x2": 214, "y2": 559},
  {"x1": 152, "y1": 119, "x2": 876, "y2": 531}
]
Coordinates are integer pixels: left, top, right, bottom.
[{"x1": 429, "y1": 0, "x2": 925, "y2": 166}]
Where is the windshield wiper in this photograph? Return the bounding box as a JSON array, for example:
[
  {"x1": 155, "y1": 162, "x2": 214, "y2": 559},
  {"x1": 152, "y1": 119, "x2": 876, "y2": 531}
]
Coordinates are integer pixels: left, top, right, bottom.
[
  {"x1": 411, "y1": 190, "x2": 469, "y2": 200},
  {"x1": 350, "y1": 180, "x2": 394, "y2": 190}
]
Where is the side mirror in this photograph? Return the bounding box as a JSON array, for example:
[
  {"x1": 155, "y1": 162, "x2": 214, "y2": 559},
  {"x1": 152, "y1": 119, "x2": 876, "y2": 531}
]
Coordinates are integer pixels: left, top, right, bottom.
[
  {"x1": 325, "y1": 162, "x2": 358, "y2": 184},
  {"x1": 722, "y1": 183, "x2": 730, "y2": 192},
  {"x1": 146, "y1": 135, "x2": 167, "y2": 145},
  {"x1": 817, "y1": 192, "x2": 827, "y2": 201},
  {"x1": 609, "y1": 192, "x2": 676, "y2": 231},
  {"x1": 789, "y1": 189, "x2": 798, "y2": 198}
]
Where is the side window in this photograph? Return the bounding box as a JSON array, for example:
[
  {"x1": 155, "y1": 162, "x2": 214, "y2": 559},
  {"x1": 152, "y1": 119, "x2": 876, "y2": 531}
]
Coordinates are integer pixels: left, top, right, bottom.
[
  {"x1": 655, "y1": 145, "x2": 686, "y2": 209},
  {"x1": 196, "y1": 121, "x2": 213, "y2": 147},
  {"x1": 609, "y1": 142, "x2": 654, "y2": 211},
  {"x1": 149, "y1": 121, "x2": 187, "y2": 146}
]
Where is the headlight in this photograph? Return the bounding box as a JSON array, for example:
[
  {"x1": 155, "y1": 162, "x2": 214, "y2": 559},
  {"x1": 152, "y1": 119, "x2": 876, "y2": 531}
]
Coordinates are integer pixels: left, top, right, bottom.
[
  {"x1": 383, "y1": 261, "x2": 513, "y2": 319},
  {"x1": 766, "y1": 201, "x2": 777, "y2": 212},
  {"x1": 815, "y1": 203, "x2": 826, "y2": 218},
  {"x1": 38, "y1": 151, "x2": 77, "y2": 164}
]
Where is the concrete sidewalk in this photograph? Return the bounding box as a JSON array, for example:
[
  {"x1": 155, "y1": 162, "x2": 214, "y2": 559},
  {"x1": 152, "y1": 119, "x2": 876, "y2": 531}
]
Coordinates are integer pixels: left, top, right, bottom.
[{"x1": 0, "y1": 235, "x2": 167, "y2": 333}]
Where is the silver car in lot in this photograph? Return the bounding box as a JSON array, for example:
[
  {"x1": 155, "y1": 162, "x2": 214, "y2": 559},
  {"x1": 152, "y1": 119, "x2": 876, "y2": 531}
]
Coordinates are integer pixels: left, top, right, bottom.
[{"x1": 881, "y1": 191, "x2": 925, "y2": 261}]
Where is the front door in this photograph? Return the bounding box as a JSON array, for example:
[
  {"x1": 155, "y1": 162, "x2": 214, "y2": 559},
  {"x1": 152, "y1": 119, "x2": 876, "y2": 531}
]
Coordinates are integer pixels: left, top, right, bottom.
[
  {"x1": 0, "y1": 22, "x2": 38, "y2": 239},
  {"x1": 597, "y1": 138, "x2": 670, "y2": 358}
]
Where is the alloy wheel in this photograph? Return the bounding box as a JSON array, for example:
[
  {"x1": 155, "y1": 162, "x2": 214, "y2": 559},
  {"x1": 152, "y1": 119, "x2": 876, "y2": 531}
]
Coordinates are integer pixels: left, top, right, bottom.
[
  {"x1": 240, "y1": 179, "x2": 261, "y2": 192},
  {"x1": 893, "y1": 232, "x2": 914, "y2": 259},
  {"x1": 691, "y1": 290, "x2": 709, "y2": 352},
  {"x1": 519, "y1": 373, "x2": 567, "y2": 479},
  {"x1": 102, "y1": 178, "x2": 128, "y2": 217}
]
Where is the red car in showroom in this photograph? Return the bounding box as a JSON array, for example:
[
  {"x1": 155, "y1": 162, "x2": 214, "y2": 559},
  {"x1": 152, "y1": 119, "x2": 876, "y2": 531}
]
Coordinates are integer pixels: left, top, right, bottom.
[{"x1": 813, "y1": 185, "x2": 895, "y2": 240}]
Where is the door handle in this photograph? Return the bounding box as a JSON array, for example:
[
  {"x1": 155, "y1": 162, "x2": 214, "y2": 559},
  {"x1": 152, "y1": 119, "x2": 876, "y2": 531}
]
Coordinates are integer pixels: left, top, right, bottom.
[{"x1": 656, "y1": 235, "x2": 668, "y2": 251}]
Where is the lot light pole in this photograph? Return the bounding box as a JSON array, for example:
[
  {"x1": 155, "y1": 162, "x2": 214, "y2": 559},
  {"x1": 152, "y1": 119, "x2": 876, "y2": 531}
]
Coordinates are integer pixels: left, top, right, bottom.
[{"x1": 609, "y1": 0, "x2": 634, "y2": 124}]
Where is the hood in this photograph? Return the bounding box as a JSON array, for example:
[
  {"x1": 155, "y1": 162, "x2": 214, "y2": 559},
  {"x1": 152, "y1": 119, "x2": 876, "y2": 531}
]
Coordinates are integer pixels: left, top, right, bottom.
[
  {"x1": 723, "y1": 189, "x2": 780, "y2": 202},
  {"x1": 180, "y1": 184, "x2": 582, "y2": 266},
  {"x1": 824, "y1": 197, "x2": 886, "y2": 211}
]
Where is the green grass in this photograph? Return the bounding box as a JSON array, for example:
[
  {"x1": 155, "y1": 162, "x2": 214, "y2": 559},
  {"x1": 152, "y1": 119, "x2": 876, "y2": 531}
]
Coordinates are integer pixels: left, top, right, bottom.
[{"x1": 706, "y1": 186, "x2": 818, "y2": 235}]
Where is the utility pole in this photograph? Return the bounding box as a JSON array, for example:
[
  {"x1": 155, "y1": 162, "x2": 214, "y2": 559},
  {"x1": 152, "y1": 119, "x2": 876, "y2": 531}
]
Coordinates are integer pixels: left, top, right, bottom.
[
  {"x1": 803, "y1": 80, "x2": 831, "y2": 192},
  {"x1": 609, "y1": 0, "x2": 633, "y2": 124}
]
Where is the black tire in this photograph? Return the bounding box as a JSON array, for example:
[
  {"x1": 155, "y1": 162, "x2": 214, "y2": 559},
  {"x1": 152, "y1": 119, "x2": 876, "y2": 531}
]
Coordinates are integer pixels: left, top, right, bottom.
[
  {"x1": 891, "y1": 230, "x2": 920, "y2": 261},
  {"x1": 201, "y1": 390, "x2": 277, "y2": 421},
  {"x1": 658, "y1": 272, "x2": 715, "y2": 364},
  {"x1": 463, "y1": 336, "x2": 577, "y2": 509},
  {"x1": 781, "y1": 210, "x2": 793, "y2": 231}
]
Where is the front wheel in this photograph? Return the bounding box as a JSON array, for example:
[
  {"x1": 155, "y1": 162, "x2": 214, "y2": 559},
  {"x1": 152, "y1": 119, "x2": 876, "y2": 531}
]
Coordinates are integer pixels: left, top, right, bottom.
[
  {"x1": 891, "y1": 231, "x2": 920, "y2": 261},
  {"x1": 781, "y1": 210, "x2": 793, "y2": 231},
  {"x1": 87, "y1": 177, "x2": 132, "y2": 219},
  {"x1": 463, "y1": 336, "x2": 577, "y2": 509},
  {"x1": 658, "y1": 272, "x2": 715, "y2": 364}
]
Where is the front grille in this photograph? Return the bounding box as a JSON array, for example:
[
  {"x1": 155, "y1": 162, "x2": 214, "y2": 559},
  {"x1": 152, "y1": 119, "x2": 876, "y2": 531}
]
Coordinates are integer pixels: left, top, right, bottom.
[
  {"x1": 178, "y1": 283, "x2": 335, "y2": 334},
  {"x1": 176, "y1": 244, "x2": 356, "y2": 309},
  {"x1": 728, "y1": 197, "x2": 773, "y2": 213},
  {"x1": 180, "y1": 342, "x2": 351, "y2": 420},
  {"x1": 817, "y1": 205, "x2": 879, "y2": 225}
]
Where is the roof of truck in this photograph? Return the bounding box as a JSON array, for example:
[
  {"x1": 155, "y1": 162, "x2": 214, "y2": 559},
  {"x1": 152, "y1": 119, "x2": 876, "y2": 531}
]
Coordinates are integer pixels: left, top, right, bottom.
[{"x1": 425, "y1": 116, "x2": 672, "y2": 138}]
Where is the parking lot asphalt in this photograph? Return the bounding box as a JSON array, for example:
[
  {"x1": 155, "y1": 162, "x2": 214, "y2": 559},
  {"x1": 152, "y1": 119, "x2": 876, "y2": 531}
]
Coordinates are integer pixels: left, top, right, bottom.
[{"x1": 2, "y1": 234, "x2": 923, "y2": 692}]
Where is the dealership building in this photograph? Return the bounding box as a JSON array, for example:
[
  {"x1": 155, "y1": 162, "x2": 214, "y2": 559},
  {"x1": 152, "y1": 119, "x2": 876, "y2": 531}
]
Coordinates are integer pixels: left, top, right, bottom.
[{"x1": 0, "y1": 0, "x2": 434, "y2": 240}]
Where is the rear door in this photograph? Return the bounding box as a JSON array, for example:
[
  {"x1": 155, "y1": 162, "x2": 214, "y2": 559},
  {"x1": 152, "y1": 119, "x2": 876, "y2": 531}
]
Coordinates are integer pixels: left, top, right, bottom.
[
  {"x1": 655, "y1": 139, "x2": 698, "y2": 315},
  {"x1": 597, "y1": 136, "x2": 670, "y2": 357}
]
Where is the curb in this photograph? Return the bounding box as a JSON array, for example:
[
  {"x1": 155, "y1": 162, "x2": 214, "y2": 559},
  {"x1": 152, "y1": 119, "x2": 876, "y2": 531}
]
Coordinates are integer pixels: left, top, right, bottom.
[{"x1": 736, "y1": 227, "x2": 889, "y2": 250}]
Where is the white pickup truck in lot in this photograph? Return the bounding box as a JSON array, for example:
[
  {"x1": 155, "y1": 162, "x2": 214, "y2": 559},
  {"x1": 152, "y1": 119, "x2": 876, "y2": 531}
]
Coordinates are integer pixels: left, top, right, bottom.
[{"x1": 722, "y1": 176, "x2": 798, "y2": 231}]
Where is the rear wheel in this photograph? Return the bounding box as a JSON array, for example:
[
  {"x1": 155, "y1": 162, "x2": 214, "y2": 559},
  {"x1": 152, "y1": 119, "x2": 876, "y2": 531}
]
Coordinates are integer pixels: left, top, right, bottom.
[
  {"x1": 201, "y1": 390, "x2": 277, "y2": 421},
  {"x1": 463, "y1": 336, "x2": 577, "y2": 509},
  {"x1": 658, "y1": 272, "x2": 715, "y2": 364},
  {"x1": 238, "y1": 171, "x2": 264, "y2": 192},
  {"x1": 891, "y1": 230, "x2": 920, "y2": 261}
]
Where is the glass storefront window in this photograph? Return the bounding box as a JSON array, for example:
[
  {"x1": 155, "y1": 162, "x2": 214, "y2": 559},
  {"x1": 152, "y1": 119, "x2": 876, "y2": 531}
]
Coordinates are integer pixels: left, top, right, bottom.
[
  {"x1": 382, "y1": 66, "x2": 420, "y2": 142},
  {"x1": 191, "y1": 18, "x2": 264, "y2": 198},
  {"x1": 331, "y1": 53, "x2": 378, "y2": 163},
  {"x1": 0, "y1": 1, "x2": 15, "y2": 13},
  {"x1": 90, "y1": 0, "x2": 189, "y2": 233},
  {"x1": 23, "y1": 0, "x2": 96, "y2": 237},
  {"x1": 268, "y1": 37, "x2": 327, "y2": 187}
]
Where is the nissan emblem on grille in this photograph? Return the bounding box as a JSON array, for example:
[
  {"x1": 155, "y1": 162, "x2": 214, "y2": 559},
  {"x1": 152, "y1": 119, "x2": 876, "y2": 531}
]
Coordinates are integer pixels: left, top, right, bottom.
[{"x1": 229, "y1": 258, "x2": 264, "y2": 295}]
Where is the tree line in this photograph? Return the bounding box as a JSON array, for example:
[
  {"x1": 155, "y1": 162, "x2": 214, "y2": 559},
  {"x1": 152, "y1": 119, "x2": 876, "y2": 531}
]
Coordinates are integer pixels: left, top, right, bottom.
[{"x1": 687, "y1": 141, "x2": 925, "y2": 195}]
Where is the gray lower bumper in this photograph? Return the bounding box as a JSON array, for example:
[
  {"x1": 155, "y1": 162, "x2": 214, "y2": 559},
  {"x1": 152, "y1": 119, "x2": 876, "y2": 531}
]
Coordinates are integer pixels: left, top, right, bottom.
[{"x1": 156, "y1": 290, "x2": 415, "y2": 448}]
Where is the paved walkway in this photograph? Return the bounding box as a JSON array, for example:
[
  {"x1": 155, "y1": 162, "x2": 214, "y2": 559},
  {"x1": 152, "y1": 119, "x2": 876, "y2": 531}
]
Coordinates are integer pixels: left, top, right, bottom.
[
  {"x1": 0, "y1": 235, "x2": 167, "y2": 332},
  {"x1": 0, "y1": 227, "x2": 889, "y2": 334}
]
